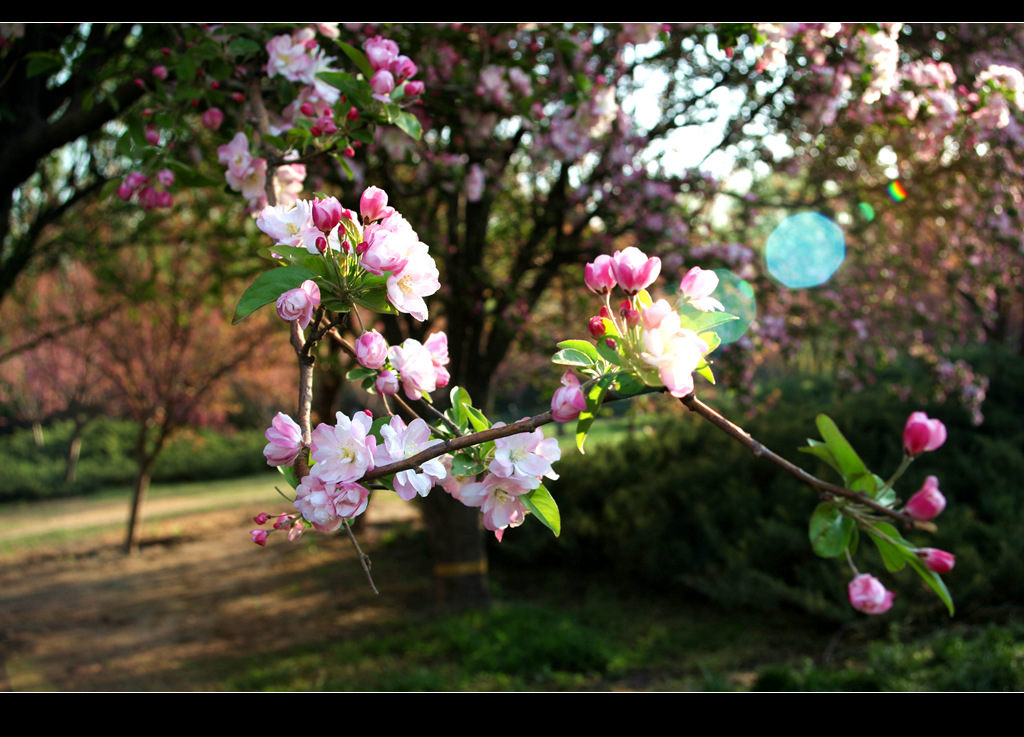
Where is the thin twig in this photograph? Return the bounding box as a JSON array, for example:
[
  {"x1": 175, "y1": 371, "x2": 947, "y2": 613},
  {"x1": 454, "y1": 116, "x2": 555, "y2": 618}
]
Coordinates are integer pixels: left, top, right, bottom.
[
  {"x1": 344, "y1": 518, "x2": 379, "y2": 595},
  {"x1": 678, "y1": 392, "x2": 934, "y2": 531}
]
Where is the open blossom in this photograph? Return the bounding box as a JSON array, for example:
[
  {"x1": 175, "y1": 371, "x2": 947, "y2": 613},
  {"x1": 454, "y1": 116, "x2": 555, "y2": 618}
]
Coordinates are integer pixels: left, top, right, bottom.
[
  {"x1": 423, "y1": 331, "x2": 451, "y2": 388},
  {"x1": 848, "y1": 573, "x2": 895, "y2": 614},
  {"x1": 263, "y1": 412, "x2": 304, "y2": 466},
  {"x1": 294, "y1": 475, "x2": 370, "y2": 531},
  {"x1": 375, "y1": 369, "x2": 399, "y2": 395},
  {"x1": 903, "y1": 412, "x2": 947, "y2": 456},
  {"x1": 386, "y1": 242, "x2": 440, "y2": 321},
  {"x1": 388, "y1": 338, "x2": 436, "y2": 400},
  {"x1": 679, "y1": 266, "x2": 724, "y2": 312},
  {"x1": 611, "y1": 246, "x2": 661, "y2": 294},
  {"x1": 640, "y1": 301, "x2": 709, "y2": 398},
  {"x1": 551, "y1": 370, "x2": 587, "y2": 422},
  {"x1": 489, "y1": 424, "x2": 560, "y2": 489},
  {"x1": 584, "y1": 254, "x2": 616, "y2": 294},
  {"x1": 459, "y1": 472, "x2": 534, "y2": 542},
  {"x1": 276, "y1": 280, "x2": 321, "y2": 329},
  {"x1": 904, "y1": 475, "x2": 946, "y2": 521},
  {"x1": 309, "y1": 411, "x2": 376, "y2": 484},
  {"x1": 374, "y1": 416, "x2": 447, "y2": 501},
  {"x1": 360, "y1": 186, "x2": 392, "y2": 223}
]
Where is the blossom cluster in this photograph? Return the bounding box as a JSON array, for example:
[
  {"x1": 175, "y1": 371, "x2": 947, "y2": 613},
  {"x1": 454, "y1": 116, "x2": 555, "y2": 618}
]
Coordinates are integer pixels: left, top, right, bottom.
[
  {"x1": 441, "y1": 426, "x2": 561, "y2": 541},
  {"x1": 117, "y1": 170, "x2": 174, "y2": 210}
]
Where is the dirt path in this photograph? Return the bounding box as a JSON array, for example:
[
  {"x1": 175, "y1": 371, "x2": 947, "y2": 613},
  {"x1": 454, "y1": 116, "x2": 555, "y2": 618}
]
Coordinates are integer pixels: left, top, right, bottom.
[{"x1": 0, "y1": 492, "x2": 428, "y2": 691}]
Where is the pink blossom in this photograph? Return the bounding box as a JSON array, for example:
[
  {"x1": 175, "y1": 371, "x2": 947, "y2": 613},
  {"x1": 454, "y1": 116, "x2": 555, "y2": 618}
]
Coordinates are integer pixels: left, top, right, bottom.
[
  {"x1": 904, "y1": 475, "x2": 946, "y2": 521},
  {"x1": 386, "y1": 242, "x2": 440, "y2": 322},
  {"x1": 375, "y1": 369, "x2": 399, "y2": 396},
  {"x1": 309, "y1": 411, "x2": 376, "y2": 485},
  {"x1": 145, "y1": 125, "x2": 160, "y2": 146},
  {"x1": 266, "y1": 33, "x2": 313, "y2": 82},
  {"x1": 551, "y1": 371, "x2": 587, "y2": 422},
  {"x1": 373, "y1": 416, "x2": 447, "y2": 501},
  {"x1": 361, "y1": 212, "x2": 416, "y2": 275},
  {"x1": 388, "y1": 338, "x2": 436, "y2": 400},
  {"x1": 848, "y1": 573, "x2": 895, "y2": 615},
  {"x1": 424, "y1": 331, "x2": 450, "y2": 388},
  {"x1": 253, "y1": 512, "x2": 269, "y2": 525},
  {"x1": 489, "y1": 425, "x2": 560, "y2": 489},
  {"x1": 404, "y1": 80, "x2": 425, "y2": 97},
  {"x1": 257, "y1": 201, "x2": 316, "y2": 250},
  {"x1": 459, "y1": 472, "x2": 534, "y2": 541},
  {"x1": 355, "y1": 330, "x2": 389, "y2": 370},
  {"x1": 918, "y1": 548, "x2": 956, "y2": 574},
  {"x1": 156, "y1": 169, "x2": 175, "y2": 187},
  {"x1": 679, "y1": 266, "x2": 724, "y2": 312},
  {"x1": 360, "y1": 186, "x2": 392, "y2": 223},
  {"x1": 276, "y1": 280, "x2": 321, "y2": 330},
  {"x1": 152, "y1": 65, "x2": 168, "y2": 81},
  {"x1": 640, "y1": 305, "x2": 709, "y2": 398},
  {"x1": 263, "y1": 412, "x2": 304, "y2": 467},
  {"x1": 365, "y1": 36, "x2": 399, "y2": 72},
  {"x1": 611, "y1": 246, "x2": 661, "y2": 294},
  {"x1": 312, "y1": 196, "x2": 343, "y2": 232},
  {"x1": 201, "y1": 108, "x2": 224, "y2": 130},
  {"x1": 584, "y1": 254, "x2": 616, "y2": 294},
  {"x1": 293, "y1": 474, "x2": 370, "y2": 530},
  {"x1": 370, "y1": 69, "x2": 395, "y2": 100},
  {"x1": 390, "y1": 55, "x2": 417, "y2": 81},
  {"x1": 903, "y1": 412, "x2": 947, "y2": 456},
  {"x1": 250, "y1": 529, "x2": 268, "y2": 547}
]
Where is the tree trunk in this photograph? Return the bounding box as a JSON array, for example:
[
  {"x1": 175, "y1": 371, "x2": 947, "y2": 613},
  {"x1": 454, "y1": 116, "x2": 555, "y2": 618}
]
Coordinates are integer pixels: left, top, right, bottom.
[
  {"x1": 64, "y1": 415, "x2": 87, "y2": 484},
  {"x1": 124, "y1": 421, "x2": 163, "y2": 555}
]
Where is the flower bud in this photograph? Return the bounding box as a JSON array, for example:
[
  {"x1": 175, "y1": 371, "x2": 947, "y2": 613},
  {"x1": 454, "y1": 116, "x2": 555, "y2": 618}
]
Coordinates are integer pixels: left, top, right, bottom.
[
  {"x1": 370, "y1": 69, "x2": 395, "y2": 98},
  {"x1": 360, "y1": 186, "x2": 390, "y2": 223},
  {"x1": 157, "y1": 169, "x2": 175, "y2": 187},
  {"x1": 918, "y1": 548, "x2": 955, "y2": 574},
  {"x1": 250, "y1": 529, "x2": 268, "y2": 547},
  {"x1": 253, "y1": 513, "x2": 269, "y2": 525},
  {"x1": 904, "y1": 475, "x2": 946, "y2": 521},
  {"x1": 153, "y1": 65, "x2": 168, "y2": 81},
  {"x1": 588, "y1": 315, "x2": 606, "y2": 339},
  {"x1": 355, "y1": 330, "x2": 389, "y2": 370},
  {"x1": 903, "y1": 412, "x2": 947, "y2": 457},
  {"x1": 299, "y1": 101, "x2": 316, "y2": 117},
  {"x1": 584, "y1": 255, "x2": 616, "y2": 295},
  {"x1": 201, "y1": 108, "x2": 224, "y2": 131},
  {"x1": 404, "y1": 80, "x2": 425, "y2": 97},
  {"x1": 375, "y1": 369, "x2": 399, "y2": 396},
  {"x1": 847, "y1": 573, "x2": 895, "y2": 615},
  {"x1": 551, "y1": 371, "x2": 588, "y2": 423},
  {"x1": 145, "y1": 125, "x2": 160, "y2": 146},
  {"x1": 312, "y1": 196, "x2": 343, "y2": 232}
]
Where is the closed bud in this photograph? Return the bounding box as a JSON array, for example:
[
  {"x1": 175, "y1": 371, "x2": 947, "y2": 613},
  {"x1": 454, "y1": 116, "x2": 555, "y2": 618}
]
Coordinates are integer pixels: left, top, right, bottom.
[
  {"x1": 904, "y1": 475, "x2": 946, "y2": 521},
  {"x1": 588, "y1": 315, "x2": 606, "y2": 339},
  {"x1": 918, "y1": 548, "x2": 955, "y2": 574}
]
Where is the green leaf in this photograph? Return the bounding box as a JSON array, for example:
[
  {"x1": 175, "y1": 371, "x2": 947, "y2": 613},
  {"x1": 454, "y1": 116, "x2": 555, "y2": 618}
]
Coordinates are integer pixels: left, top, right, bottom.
[
  {"x1": 521, "y1": 484, "x2": 561, "y2": 537},
  {"x1": 576, "y1": 374, "x2": 614, "y2": 453},
  {"x1": 395, "y1": 111, "x2": 422, "y2": 140},
  {"x1": 678, "y1": 304, "x2": 740, "y2": 334},
  {"x1": 353, "y1": 286, "x2": 398, "y2": 315},
  {"x1": 596, "y1": 340, "x2": 623, "y2": 367},
  {"x1": 552, "y1": 348, "x2": 596, "y2": 367},
  {"x1": 906, "y1": 554, "x2": 955, "y2": 616},
  {"x1": 869, "y1": 533, "x2": 909, "y2": 572},
  {"x1": 449, "y1": 386, "x2": 472, "y2": 427},
  {"x1": 799, "y1": 438, "x2": 841, "y2": 475},
  {"x1": 451, "y1": 453, "x2": 486, "y2": 478},
  {"x1": 808, "y1": 502, "x2": 854, "y2": 558},
  {"x1": 815, "y1": 414, "x2": 868, "y2": 484},
  {"x1": 233, "y1": 266, "x2": 317, "y2": 324},
  {"x1": 556, "y1": 339, "x2": 600, "y2": 362},
  {"x1": 611, "y1": 372, "x2": 645, "y2": 396},
  {"x1": 277, "y1": 463, "x2": 299, "y2": 490},
  {"x1": 465, "y1": 405, "x2": 491, "y2": 433},
  {"x1": 346, "y1": 367, "x2": 377, "y2": 382},
  {"x1": 335, "y1": 41, "x2": 374, "y2": 79},
  {"x1": 228, "y1": 37, "x2": 262, "y2": 55},
  {"x1": 25, "y1": 52, "x2": 64, "y2": 79},
  {"x1": 256, "y1": 246, "x2": 331, "y2": 279},
  {"x1": 695, "y1": 363, "x2": 716, "y2": 385}
]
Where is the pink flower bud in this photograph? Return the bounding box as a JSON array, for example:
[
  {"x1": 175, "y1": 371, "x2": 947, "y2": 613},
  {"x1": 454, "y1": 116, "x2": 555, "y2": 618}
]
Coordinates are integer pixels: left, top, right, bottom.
[
  {"x1": 343, "y1": 146, "x2": 355, "y2": 158},
  {"x1": 312, "y1": 196, "x2": 343, "y2": 232},
  {"x1": 299, "y1": 101, "x2": 316, "y2": 117},
  {"x1": 847, "y1": 573, "x2": 895, "y2": 615},
  {"x1": 551, "y1": 371, "x2": 588, "y2": 422},
  {"x1": 263, "y1": 412, "x2": 304, "y2": 467},
  {"x1": 273, "y1": 514, "x2": 291, "y2": 530},
  {"x1": 918, "y1": 548, "x2": 955, "y2": 574},
  {"x1": 390, "y1": 55, "x2": 417, "y2": 80},
  {"x1": 904, "y1": 475, "x2": 946, "y2": 521},
  {"x1": 605, "y1": 337, "x2": 617, "y2": 351},
  {"x1": 157, "y1": 169, "x2": 175, "y2": 187},
  {"x1": 232, "y1": 92, "x2": 245, "y2": 103},
  {"x1": 137, "y1": 186, "x2": 159, "y2": 210},
  {"x1": 903, "y1": 412, "x2": 947, "y2": 457},
  {"x1": 145, "y1": 125, "x2": 160, "y2": 146},
  {"x1": 250, "y1": 529, "x2": 268, "y2": 547},
  {"x1": 611, "y1": 246, "x2": 661, "y2": 295},
  {"x1": 584, "y1": 254, "x2": 616, "y2": 294},
  {"x1": 287, "y1": 519, "x2": 305, "y2": 541},
  {"x1": 201, "y1": 107, "x2": 224, "y2": 130},
  {"x1": 588, "y1": 315, "x2": 606, "y2": 339},
  {"x1": 375, "y1": 369, "x2": 399, "y2": 396},
  {"x1": 152, "y1": 65, "x2": 168, "y2": 81},
  {"x1": 360, "y1": 186, "x2": 390, "y2": 223},
  {"x1": 370, "y1": 69, "x2": 395, "y2": 98},
  {"x1": 125, "y1": 172, "x2": 149, "y2": 191},
  {"x1": 404, "y1": 81, "x2": 425, "y2": 97},
  {"x1": 347, "y1": 106, "x2": 360, "y2": 121},
  {"x1": 253, "y1": 512, "x2": 269, "y2": 525},
  {"x1": 117, "y1": 182, "x2": 134, "y2": 201},
  {"x1": 156, "y1": 190, "x2": 173, "y2": 208},
  {"x1": 355, "y1": 330, "x2": 389, "y2": 370},
  {"x1": 680, "y1": 266, "x2": 724, "y2": 312},
  {"x1": 276, "y1": 280, "x2": 321, "y2": 330}
]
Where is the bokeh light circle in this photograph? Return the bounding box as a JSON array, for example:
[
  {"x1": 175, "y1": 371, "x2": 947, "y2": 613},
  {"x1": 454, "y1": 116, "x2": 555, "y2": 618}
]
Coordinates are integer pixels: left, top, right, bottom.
[
  {"x1": 711, "y1": 269, "x2": 756, "y2": 345},
  {"x1": 765, "y1": 212, "x2": 845, "y2": 289}
]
